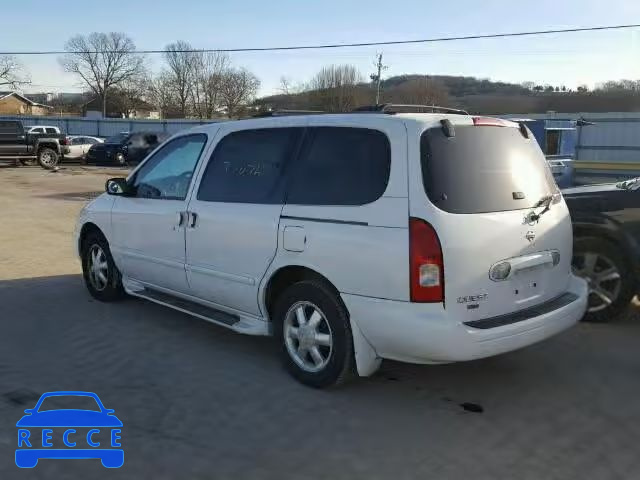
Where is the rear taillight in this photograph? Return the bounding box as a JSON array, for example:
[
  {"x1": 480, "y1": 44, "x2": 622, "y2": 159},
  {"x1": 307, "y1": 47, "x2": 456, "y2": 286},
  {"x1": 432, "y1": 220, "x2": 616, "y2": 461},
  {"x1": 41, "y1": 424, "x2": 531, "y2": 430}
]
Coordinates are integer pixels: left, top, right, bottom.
[
  {"x1": 409, "y1": 218, "x2": 444, "y2": 303},
  {"x1": 60, "y1": 137, "x2": 69, "y2": 145}
]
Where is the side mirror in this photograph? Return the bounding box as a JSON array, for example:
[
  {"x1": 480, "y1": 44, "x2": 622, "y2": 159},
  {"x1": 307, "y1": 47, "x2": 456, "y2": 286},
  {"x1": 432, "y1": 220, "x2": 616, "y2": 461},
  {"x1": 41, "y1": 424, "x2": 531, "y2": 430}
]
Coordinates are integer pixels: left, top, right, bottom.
[{"x1": 105, "y1": 177, "x2": 133, "y2": 196}]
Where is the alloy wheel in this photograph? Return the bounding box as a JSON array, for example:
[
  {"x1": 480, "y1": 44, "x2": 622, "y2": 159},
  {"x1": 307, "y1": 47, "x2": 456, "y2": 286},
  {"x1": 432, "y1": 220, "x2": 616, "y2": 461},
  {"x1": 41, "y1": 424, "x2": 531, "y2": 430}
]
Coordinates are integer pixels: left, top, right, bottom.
[
  {"x1": 87, "y1": 245, "x2": 109, "y2": 292},
  {"x1": 283, "y1": 301, "x2": 333, "y2": 373},
  {"x1": 572, "y1": 252, "x2": 622, "y2": 312}
]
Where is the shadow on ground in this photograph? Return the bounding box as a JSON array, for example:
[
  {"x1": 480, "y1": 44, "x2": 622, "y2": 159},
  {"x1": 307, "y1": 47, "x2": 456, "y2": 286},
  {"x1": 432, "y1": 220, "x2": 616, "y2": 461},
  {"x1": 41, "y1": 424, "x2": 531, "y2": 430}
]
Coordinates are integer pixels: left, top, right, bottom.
[{"x1": 1, "y1": 274, "x2": 639, "y2": 479}]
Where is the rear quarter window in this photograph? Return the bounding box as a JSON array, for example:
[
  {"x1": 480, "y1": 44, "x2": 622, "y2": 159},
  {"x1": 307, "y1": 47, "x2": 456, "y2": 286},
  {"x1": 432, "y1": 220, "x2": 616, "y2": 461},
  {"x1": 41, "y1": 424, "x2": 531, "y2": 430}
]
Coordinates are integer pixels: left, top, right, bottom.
[
  {"x1": 287, "y1": 127, "x2": 391, "y2": 206},
  {"x1": 421, "y1": 125, "x2": 557, "y2": 214}
]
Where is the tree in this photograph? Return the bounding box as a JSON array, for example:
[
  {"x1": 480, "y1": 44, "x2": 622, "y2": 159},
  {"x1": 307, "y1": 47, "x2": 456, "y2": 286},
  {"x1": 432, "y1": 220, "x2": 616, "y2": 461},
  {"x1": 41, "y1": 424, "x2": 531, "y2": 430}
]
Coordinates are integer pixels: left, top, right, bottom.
[
  {"x1": 220, "y1": 68, "x2": 260, "y2": 118},
  {"x1": 163, "y1": 41, "x2": 197, "y2": 117},
  {"x1": 389, "y1": 76, "x2": 450, "y2": 106},
  {"x1": 521, "y1": 81, "x2": 536, "y2": 91},
  {"x1": 279, "y1": 76, "x2": 292, "y2": 95},
  {"x1": 190, "y1": 51, "x2": 230, "y2": 119},
  {"x1": 118, "y1": 73, "x2": 151, "y2": 118},
  {"x1": 308, "y1": 64, "x2": 363, "y2": 112},
  {"x1": 147, "y1": 72, "x2": 178, "y2": 119},
  {"x1": 0, "y1": 56, "x2": 29, "y2": 89},
  {"x1": 61, "y1": 32, "x2": 145, "y2": 117}
]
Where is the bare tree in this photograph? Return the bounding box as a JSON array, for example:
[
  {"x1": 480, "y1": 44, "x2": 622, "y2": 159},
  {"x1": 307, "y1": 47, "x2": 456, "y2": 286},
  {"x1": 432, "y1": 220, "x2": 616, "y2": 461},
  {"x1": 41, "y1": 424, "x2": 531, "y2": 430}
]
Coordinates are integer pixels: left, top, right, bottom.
[
  {"x1": 308, "y1": 64, "x2": 363, "y2": 111},
  {"x1": 147, "y1": 72, "x2": 177, "y2": 119},
  {"x1": 0, "y1": 56, "x2": 30, "y2": 89},
  {"x1": 118, "y1": 72, "x2": 151, "y2": 118},
  {"x1": 389, "y1": 76, "x2": 450, "y2": 106},
  {"x1": 163, "y1": 41, "x2": 197, "y2": 117},
  {"x1": 278, "y1": 76, "x2": 292, "y2": 95},
  {"x1": 220, "y1": 68, "x2": 260, "y2": 118},
  {"x1": 61, "y1": 32, "x2": 145, "y2": 117},
  {"x1": 190, "y1": 51, "x2": 230, "y2": 119}
]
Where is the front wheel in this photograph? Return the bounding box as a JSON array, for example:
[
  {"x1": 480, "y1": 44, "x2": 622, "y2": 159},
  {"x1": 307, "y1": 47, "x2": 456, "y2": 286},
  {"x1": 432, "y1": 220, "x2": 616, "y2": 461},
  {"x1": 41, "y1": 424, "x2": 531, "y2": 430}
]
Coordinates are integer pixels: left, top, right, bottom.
[
  {"x1": 572, "y1": 237, "x2": 635, "y2": 322},
  {"x1": 273, "y1": 280, "x2": 354, "y2": 388},
  {"x1": 81, "y1": 232, "x2": 125, "y2": 302},
  {"x1": 37, "y1": 147, "x2": 59, "y2": 169}
]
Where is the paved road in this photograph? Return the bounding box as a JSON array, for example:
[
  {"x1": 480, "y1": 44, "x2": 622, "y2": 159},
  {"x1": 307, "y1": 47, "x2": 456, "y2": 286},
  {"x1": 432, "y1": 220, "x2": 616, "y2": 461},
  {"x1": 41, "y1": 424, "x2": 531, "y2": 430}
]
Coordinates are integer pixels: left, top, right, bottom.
[{"x1": 1, "y1": 167, "x2": 639, "y2": 479}]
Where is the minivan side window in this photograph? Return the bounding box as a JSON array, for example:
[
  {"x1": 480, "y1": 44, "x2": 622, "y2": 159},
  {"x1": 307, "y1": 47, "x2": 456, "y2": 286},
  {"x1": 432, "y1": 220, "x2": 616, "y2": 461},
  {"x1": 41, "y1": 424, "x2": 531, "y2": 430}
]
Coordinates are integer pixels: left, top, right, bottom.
[
  {"x1": 286, "y1": 127, "x2": 391, "y2": 206},
  {"x1": 197, "y1": 127, "x2": 303, "y2": 204},
  {"x1": 132, "y1": 134, "x2": 207, "y2": 200}
]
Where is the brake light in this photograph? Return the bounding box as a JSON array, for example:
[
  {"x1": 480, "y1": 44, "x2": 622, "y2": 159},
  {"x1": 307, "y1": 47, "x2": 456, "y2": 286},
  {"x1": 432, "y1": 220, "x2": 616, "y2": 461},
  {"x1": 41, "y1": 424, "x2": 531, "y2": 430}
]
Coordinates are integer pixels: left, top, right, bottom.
[
  {"x1": 472, "y1": 116, "x2": 511, "y2": 127},
  {"x1": 409, "y1": 218, "x2": 444, "y2": 302},
  {"x1": 60, "y1": 136, "x2": 69, "y2": 145}
]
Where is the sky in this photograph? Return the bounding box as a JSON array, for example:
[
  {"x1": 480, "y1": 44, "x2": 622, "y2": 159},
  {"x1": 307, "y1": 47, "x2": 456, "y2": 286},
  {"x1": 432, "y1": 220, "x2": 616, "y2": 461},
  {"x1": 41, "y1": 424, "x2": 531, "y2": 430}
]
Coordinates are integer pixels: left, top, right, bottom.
[{"x1": 2, "y1": 0, "x2": 640, "y2": 96}]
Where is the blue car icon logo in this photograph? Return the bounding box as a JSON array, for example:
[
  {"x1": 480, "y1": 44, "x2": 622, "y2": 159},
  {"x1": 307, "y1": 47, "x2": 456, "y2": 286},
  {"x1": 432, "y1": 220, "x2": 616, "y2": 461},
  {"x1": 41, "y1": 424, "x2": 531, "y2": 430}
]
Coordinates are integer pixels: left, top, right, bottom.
[{"x1": 15, "y1": 391, "x2": 123, "y2": 468}]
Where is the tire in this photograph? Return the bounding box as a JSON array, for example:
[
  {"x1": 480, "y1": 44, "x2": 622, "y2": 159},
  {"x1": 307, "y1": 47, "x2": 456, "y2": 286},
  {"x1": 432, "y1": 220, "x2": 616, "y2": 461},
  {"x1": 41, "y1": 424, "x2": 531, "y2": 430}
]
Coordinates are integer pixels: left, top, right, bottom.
[
  {"x1": 572, "y1": 237, "x2": 635, "y2": 322},
  {"x1": 115, "y1": 152, "x2": 127, "y2": 166},
  {"x1": 81, "y1": 231, "x2": 125, "y2": 302},
  {"x1": 273, "y1": 280, "x2": 354, "y2": 388},
  {"x1": 37, "y1": 147, "x2": 59, "y2": 169}
]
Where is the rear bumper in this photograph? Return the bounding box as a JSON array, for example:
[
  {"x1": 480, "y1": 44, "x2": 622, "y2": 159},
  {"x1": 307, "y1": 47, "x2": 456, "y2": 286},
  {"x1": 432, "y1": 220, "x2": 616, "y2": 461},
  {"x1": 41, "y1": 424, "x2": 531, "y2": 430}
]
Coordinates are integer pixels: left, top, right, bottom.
[{"x1": 342, "y1": 274, "x2": 588, "y2": 365}]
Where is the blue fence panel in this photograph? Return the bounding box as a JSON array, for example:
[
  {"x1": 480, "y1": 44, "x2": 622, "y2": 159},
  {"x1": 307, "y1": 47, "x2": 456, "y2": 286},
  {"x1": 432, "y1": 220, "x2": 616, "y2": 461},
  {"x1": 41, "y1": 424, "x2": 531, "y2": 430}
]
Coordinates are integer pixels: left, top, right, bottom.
[{"x1": 0, "y1": 115, "x2": 221, "y2": 138}]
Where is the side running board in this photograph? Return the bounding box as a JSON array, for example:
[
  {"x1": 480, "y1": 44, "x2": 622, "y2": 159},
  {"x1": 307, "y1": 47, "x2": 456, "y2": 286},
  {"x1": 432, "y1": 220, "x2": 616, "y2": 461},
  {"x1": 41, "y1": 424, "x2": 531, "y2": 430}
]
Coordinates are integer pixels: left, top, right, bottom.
[{"x1": 140, "y1": 288, "x2": 240, "y2": 326}]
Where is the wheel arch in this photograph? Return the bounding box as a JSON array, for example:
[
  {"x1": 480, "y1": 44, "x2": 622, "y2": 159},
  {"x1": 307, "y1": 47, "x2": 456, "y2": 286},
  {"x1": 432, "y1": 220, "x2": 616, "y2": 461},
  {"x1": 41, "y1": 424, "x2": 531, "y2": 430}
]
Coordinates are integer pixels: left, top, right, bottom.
[
  {"x1": 572, "y1": 222, "x2": 640, "y2": 283},
  {"x1": 262, "y1": 265, "x2": 342, "y2": 320},
  {"x1": 78, "y1": 222, "x2": 105, "y2": 256}
]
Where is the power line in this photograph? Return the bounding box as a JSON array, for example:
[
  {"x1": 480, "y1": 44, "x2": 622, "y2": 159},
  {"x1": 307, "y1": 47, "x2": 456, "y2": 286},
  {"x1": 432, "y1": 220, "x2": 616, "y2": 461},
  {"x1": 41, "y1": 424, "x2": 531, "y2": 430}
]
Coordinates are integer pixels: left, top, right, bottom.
[{"x1": 1, "y1": 23, "x2": 638, "y2": 56}]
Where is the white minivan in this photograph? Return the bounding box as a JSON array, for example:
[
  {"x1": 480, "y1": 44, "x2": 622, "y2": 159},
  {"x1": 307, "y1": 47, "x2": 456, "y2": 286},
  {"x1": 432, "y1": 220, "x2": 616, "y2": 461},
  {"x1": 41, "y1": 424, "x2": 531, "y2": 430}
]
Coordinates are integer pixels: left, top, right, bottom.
[{"x1": 75, "y1": 105, "x2": 588, "y2": 387}]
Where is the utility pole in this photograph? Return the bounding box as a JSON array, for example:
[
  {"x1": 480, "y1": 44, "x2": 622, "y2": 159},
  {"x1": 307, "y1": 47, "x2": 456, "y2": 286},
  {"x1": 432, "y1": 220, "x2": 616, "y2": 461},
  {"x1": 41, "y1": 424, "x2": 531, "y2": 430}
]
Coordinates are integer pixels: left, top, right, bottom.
[{"x1": 370, "y1": 53, "x2": 388, "y2": 105}]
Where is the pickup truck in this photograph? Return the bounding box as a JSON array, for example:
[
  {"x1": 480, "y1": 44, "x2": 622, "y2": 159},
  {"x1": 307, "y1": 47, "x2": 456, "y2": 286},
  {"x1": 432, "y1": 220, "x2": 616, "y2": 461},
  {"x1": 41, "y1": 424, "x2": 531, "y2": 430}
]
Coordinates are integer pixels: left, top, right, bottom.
[{"x1": 0, "y1": 120, "x2": 70, "y2": 169}]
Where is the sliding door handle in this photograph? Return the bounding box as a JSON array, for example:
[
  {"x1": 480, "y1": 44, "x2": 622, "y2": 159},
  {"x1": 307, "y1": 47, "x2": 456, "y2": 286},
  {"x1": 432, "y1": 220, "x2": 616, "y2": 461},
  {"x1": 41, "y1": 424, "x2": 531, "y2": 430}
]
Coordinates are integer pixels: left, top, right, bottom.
[{"x1": 189, "y1": 212, "x2": 198, "y2": 228}]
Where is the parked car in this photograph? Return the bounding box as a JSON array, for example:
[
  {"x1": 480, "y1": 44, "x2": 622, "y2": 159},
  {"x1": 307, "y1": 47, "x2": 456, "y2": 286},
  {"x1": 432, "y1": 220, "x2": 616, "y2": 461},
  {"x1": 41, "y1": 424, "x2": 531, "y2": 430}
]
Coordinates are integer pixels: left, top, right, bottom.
[
  {"x1": 564, "y1": 178, "x2": 640, "y2": 322},
  {"x1": 26, "y1": 125, "x2": 61, "y2": 135},
  {"x1": 85, "y1": 131, "x2": 166, "y2": 166},
  {"x1": 66, "y1": 136, "x2": 104, "y2": 161},
  {"x1": 0, "y1": 120, "x2": 69, "y2": 169},
  {"x1": 75, "y1": 106, "x2": 588, "y2": 387}
]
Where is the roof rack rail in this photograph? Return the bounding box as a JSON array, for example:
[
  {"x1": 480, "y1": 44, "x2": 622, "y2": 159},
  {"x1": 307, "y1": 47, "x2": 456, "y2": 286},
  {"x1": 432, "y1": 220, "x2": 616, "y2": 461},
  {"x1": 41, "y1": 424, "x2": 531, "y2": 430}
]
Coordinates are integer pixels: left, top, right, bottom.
[
  {"x1": 252, "y1": 109, "x2": 326, "y2": 118},
  {"x1": 352, "y1": 104, "x2": 469, "y2": 115}
]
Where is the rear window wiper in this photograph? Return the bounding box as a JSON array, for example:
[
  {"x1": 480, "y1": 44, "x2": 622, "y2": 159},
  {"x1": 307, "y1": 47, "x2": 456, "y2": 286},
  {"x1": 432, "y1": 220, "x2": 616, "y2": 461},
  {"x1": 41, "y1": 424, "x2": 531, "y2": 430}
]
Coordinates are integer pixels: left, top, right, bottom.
[{"x1": 526, "y1": 194, "x2": 555, "y2": 223}]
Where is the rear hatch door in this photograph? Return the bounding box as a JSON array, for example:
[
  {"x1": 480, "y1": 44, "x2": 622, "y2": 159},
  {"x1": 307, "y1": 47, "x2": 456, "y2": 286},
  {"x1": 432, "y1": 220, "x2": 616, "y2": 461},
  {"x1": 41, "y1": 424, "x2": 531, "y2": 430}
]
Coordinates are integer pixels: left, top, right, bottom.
[{"x1": 415, "y1": 118, "x2": 573, "y2": 322}]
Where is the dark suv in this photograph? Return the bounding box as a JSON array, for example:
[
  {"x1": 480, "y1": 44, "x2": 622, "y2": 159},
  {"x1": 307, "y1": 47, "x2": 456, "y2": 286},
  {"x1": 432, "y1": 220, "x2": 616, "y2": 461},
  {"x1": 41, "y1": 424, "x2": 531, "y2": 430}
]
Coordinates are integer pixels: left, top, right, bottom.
[
  {"x1": 0, "y1": 120, "x2": 70, "y2": 169},
  {"x1": 86, "y1": 131, "x2": 167, "y2": 166}
]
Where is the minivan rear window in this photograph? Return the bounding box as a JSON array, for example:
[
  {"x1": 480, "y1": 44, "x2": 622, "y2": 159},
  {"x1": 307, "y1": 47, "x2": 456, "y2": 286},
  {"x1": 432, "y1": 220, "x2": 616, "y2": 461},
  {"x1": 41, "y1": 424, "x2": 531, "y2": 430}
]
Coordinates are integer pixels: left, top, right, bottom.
[{"x1": 420, "y1": 125, "x2": 557, "y2": 214}]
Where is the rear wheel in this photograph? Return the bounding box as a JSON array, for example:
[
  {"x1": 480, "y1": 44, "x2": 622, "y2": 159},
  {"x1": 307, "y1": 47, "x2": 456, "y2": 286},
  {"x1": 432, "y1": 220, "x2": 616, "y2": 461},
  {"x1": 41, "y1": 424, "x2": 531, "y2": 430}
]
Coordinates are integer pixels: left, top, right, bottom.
[
  {"x1": 37, "y1": 147, "x2": 59, "y2": 169},
  {"x1": 273, "y1": 280, "x2": 354, "y2": 388},
  {"x1": 572, "y1": 237, "x2": 635, "y2": 322}
]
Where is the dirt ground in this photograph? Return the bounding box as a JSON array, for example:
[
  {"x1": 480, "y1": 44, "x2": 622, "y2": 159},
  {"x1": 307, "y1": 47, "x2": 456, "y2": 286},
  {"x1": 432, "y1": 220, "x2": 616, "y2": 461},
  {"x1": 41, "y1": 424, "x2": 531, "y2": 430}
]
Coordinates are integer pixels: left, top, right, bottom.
[{"x1": 1, "y1": 164, "x2": 639, "y2": 480}]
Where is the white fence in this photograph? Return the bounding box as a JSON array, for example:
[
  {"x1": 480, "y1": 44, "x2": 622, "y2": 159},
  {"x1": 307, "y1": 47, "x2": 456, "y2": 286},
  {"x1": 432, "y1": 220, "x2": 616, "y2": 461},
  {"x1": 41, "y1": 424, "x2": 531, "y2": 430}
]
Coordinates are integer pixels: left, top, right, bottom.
[{"x1": 0, "y1": 115, "x2": 222, "y2": 138}]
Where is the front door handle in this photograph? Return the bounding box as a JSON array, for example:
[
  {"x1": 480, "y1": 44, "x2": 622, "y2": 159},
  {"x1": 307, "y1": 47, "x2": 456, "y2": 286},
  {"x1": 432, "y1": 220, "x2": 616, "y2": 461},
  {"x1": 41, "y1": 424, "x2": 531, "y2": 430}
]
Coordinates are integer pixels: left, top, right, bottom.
[
  {"x1": 177, "y1": 211, "x2": 187, "y2": 228},
  {"x1": 189, "y1": 212, "x2": 198, "y2": 228}
]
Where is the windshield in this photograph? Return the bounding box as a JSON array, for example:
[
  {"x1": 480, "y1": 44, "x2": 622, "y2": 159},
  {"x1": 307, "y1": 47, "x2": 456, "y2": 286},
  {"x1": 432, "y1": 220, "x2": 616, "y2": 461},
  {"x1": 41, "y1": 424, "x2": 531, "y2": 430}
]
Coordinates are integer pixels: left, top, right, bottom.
[
  {"x1": 421, "y1": 125, "x2": 557, "y2": 214},
  {"x1": 38, "y1": 395, "x2": 101, "y2": 412},
  {"x1": 105, "y1": 133, "x2": 130, "y2": 144}
]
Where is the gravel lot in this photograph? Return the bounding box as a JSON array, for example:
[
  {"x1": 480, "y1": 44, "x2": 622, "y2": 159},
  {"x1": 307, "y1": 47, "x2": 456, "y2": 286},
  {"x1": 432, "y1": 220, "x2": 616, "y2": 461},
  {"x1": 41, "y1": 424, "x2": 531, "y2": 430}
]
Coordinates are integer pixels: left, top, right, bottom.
[{"x1": 1, "y1": 165, "x2": 639, "y2": 480}]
